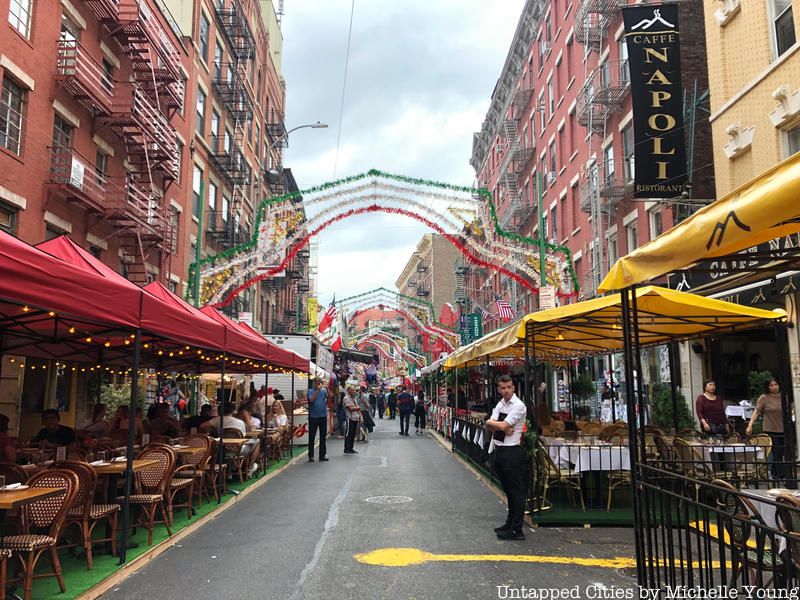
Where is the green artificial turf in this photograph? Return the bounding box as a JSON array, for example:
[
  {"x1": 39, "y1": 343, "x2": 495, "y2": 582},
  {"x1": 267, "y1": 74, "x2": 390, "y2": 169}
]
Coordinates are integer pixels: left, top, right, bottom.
[{"x1": 23, "y1": 447, "x2": 306, "y2": 599}]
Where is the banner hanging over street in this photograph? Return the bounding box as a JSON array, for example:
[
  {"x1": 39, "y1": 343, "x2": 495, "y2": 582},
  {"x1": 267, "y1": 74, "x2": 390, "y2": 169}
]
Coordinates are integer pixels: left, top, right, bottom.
[{"x1": 622, "y1": 3, "x2": 687, "y2": 198}]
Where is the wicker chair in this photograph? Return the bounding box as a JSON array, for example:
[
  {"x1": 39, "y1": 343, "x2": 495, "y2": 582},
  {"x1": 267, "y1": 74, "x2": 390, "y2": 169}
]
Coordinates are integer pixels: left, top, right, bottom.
[
  {"x1": 775, "y1": 493, "x2": 800, "y2": 574},
  {"x1": 1, "y1": 469, "x2": 79, "y2": 600},
  {"x1": 181, "y1": 435, "x2": 212, "y2": 507},
  {"x1": 125, "y1": 445, "x2": 174, "y2": 545},
  {"x1": 222, "y1": 428, "x2": 247, "y2": 483},
  {"x1": 673, "y1": 438, "x2": 713, "y2": 500},
  {"x1": 746, "y1": 434, "x2": 772, "y2": 483},
  {"x1": 64, "y1": 447, "x2": 88, "y2": 462},
  {"x1": 712, "y1": 479, "x2": 783, "y2": 589},
  {"x1": 581, "y1": 423, "x2": 603, "y2": 436},
  {"x1": 677, "y1": 428, "x2": 703, "y2": 441},
  {"x1": 60, "y1": 461, "x2": 119, "y2": 570},
  {"x1": 599, "y1": 425, "x2": 626, "y2": 442},
  {"x1": 166, "y1": 451, "x2": 195, "y2": 524},
  {"x1": 206, "y1": 439, "x2": 227, "y2": 499},
  {"x1": 0, "y1": 548, "x2": 11, "y2": 600},
  {"x1": 539, "y1": 443, "x2": 584, "y2": 510}
]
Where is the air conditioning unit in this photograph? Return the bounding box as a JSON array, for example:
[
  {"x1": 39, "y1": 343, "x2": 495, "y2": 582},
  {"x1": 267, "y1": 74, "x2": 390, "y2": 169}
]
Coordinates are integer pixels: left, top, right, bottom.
[{"x1": 546, "y1": 171, "x2": 557, "y2": 185}]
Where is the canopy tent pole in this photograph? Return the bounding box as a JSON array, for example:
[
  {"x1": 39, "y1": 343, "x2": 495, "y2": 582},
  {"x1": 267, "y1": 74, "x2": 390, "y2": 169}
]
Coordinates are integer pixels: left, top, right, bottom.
[
  {"x1": 262, "y1": 368, "x2": 269, "y2": 474},
  {"x1": 773, "y1": 320, "x2": 797, "y2": 486},
  {"x1": 452, "y1": 368, "x2": 458, "y2": 453},
  {"x1": 484, "y1": 355, "x2": 490, "y2": 417},
  {"x1": 118, "y1": 328, "x2": 141, "y2": 565},
  {"x1": 608, "y1": 354, "x2": 616, "y2": 423},
  {"x1": 290, "y1": 372, "x2": 295, "y2": 458},
  {"x1": 217, "y1": 355, "x2": 226, "y2": 504},
  {"x1": 667, "y1": 342, "x2": 680, "y2": 434}
]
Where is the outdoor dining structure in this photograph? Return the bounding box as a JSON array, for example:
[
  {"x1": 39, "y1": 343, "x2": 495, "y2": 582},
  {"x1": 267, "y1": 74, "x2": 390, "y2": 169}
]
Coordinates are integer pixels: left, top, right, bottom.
[
  {"x1": 439, "y1": 152, "x2": 800, "y2": 593},
  {"x1": 0, "y1": 232, "x2": 307, "y2": 597}
]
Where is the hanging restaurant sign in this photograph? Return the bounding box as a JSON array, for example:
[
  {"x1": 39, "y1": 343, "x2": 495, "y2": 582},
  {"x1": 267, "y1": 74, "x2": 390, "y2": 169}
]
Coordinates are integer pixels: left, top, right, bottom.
[{"x1": 622, "y1": 3, "x2": 687, "y2": 198}]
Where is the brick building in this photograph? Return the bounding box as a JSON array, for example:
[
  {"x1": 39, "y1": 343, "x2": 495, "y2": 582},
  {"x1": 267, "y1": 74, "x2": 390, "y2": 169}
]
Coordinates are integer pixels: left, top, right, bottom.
[{"x1": 467, "y1": 0, "x2": 714, "y2": 331}]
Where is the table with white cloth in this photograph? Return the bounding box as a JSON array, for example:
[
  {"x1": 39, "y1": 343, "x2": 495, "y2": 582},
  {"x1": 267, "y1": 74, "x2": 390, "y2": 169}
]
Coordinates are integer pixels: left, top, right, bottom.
[
  {"x1": 740, "y1": 488, "x2": 800, "y2": 554},
  {"x1": 544, "y1": 438, "x2": 631, "y2": 473},
  {"x1": 725, "y1": 405, "x2": 755, "y2": 420},
  {"x1": 688, "y1": 442, "x2": 764, "y2": 477}
]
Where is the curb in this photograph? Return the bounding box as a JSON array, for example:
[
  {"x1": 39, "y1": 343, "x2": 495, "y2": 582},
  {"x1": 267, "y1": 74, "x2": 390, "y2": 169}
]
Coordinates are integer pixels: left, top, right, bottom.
[{"x1": 76, "y1": 448, "x2": 308, "y2": 600}]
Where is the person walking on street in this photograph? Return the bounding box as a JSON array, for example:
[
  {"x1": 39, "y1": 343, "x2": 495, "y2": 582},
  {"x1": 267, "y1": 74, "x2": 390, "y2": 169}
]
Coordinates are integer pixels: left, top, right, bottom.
[
  {"x1": 307, "y1": 378, "x2": 329, "y2": 463},
  {"x1": 376, "y1": 390, "x2": 385, "y2": 419},
  {"x1": 485, "y1": 375, "x2": 528, "y2": 540},
  {"x1": 343, "y1": 386, "x2": 361, "y2": 454},
  {"x1": 414, "y1": 390, "x2": 427, "y2": 436},
  {"x1": 396, "y1": 385, "x2": 414, "y2": 436},
  {"x1": 747, "y1": 378, "x2": 790, "y2": 480},
  {"x1": 369, "y1": 389, "x2": 377, "y2": 417},
  {"x1": 387, "y1": 389, "x2": 397, "y2": 420},
  {"x1": 336, "y1": 391, "x2": 346, "y2": 438}
]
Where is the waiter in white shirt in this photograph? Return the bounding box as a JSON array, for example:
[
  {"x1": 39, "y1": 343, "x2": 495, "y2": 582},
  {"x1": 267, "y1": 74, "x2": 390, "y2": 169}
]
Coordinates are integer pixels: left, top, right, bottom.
[{"x1": 485, "y1": 374, "x2": 528, "y2": 540}]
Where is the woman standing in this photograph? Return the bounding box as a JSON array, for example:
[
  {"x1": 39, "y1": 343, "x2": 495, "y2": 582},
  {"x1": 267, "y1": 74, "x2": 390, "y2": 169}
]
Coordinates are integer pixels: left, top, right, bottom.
[
  {"x1": 746, "y1": 378, "x2": 786, "y2": 480},
  {"x1": 696, "y1": 380, "x2": 727, "y2": 435}
]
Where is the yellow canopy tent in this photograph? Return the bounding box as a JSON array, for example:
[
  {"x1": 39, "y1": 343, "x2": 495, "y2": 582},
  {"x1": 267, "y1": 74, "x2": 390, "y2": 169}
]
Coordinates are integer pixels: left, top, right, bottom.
[
  {"x1": 599, "y1": 152, "x2": 800, "y2": 292},
  {"x1": 444, "y1": 286, "x2": 785, "y2": 369}
]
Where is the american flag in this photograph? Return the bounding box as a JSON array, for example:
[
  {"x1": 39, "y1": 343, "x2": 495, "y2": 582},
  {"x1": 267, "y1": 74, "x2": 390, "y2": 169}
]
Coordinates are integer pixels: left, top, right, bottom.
[
  {"x1": 479, "y1": 306, "x2": 494, "y2": 321},
  {"x1": 495, "y1": 297, "x2": 514, "y2": 322}
]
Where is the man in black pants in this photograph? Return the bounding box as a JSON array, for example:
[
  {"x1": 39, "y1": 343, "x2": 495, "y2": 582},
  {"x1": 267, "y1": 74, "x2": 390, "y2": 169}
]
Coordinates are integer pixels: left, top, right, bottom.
[
  {"x1": 396, "y1": 385, "x2": 414, "y2": 436},
  {"x1": 307, "y1": 378, "x2": 329, "y2": 463},
  {"x1": 485, "y1": 375, "x2": 528, "y2": 540},
  {"x1": 342, "y1": 386, "x2": 361, "y2": 454}
]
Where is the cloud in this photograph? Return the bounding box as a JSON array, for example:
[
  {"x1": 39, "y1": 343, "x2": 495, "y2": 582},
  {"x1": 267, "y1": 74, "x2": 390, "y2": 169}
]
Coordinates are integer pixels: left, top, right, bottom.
[{"x1": 280, "y1": 0, "x2": 526, "y2": 301}]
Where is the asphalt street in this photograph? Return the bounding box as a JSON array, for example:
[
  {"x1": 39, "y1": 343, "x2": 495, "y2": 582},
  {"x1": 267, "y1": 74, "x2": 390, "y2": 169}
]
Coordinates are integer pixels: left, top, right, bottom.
[{"x1": 102, "y1": 420, "x2": 638, "y2": 600}]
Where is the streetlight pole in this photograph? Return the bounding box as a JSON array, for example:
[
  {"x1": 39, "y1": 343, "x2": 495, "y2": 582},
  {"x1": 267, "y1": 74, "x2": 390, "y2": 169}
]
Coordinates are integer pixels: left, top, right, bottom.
[{"x1": 265, "y1": 121, "x2": 328, "y2": 172}]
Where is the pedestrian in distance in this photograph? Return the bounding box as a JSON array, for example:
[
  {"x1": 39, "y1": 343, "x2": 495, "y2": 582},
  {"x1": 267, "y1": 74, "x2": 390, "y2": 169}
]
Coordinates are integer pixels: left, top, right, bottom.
[
  {"x1": 376, "y1": 389, "x2": 385, "y2": 419},
  {"x1": 414, "y1": 389, "x2": 427, "y2": 436},
  {"x1": 485, "y1": 374, "x2": 528, "y2": 540},
  {"x1": 357, "y1": 390, "x2": 373, "y2": 443},
  {"x1": 307, "y1": 378, "x2": 329, "y2": 463},
  {"x1": 369, "y1": 389, "x2": 377, "y2": 417},
  {"x1": 342, "y1": 386, "x2": 361, "y2": 454},
  {"x1": 387, "y1": 389, "x2": 397, "y2": 420},
  {"x1": 396, "y1": 385, "x2": 414, "y2": 436},
  {"x1": 336, "y1": 391, "x2": 346, "y2": 438}
]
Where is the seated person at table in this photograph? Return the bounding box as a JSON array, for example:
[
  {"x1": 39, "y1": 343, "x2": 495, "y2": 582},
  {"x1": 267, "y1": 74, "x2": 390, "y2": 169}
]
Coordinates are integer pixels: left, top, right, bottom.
[
  {"x1": 79, "y1": 403, "x2": 109, "y2": 439},
  {"x1": 185, "y1": 404, "x2": 215, "y2": 433},
  {"x1": 237, "y1": 405, "x2": 261, "y2": 431},
  {"x1": 267, "y1": 401, "x2": 288, "y2": 429},
  {"x1": 145, "y1": 403, "x2": 181, "y2": 438},
  {"x1": 220, "y1": 402, "x2": 259, "y2": 471},
  {"x1": 0, "y1": 414, "x2": 16, "y2": 462},
  {"x1": 108, "y1": 405, "x2": 143, "y2": 440},
  {"x1": 31, "y1": 409, "x2": 75, "y2": 448}
]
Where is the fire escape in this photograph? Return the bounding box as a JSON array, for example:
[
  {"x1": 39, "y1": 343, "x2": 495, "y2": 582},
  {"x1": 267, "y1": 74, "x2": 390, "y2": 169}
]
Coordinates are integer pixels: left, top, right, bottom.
[
  {"x1": 497, "y1": 82, "x2": 536, "y2": 234},
  {"x1": 210, "y1": 1, "x2": 255, "y2": 252},
  {"x1": 76, "y1": 0, "x2": 183, "y2": 285},
  {"x1": 264, "y1": 109, "x2": 287, "y2": 197},
  {"x1": 574, "y1": 0, "x2": 622, "y2": 53}
]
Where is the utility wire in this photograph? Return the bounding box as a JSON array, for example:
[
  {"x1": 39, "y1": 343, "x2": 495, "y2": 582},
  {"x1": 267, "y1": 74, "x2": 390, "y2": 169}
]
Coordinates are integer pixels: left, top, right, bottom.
[{"x1": 333, "y1": 0, "x2": 356, "y2": 179}]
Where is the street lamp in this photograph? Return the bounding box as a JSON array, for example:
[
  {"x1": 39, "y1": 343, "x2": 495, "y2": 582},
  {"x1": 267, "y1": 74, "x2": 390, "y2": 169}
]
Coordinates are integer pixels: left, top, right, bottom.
[{"x1": 266, "y1": 120, "x2": 328, "y2": 164}]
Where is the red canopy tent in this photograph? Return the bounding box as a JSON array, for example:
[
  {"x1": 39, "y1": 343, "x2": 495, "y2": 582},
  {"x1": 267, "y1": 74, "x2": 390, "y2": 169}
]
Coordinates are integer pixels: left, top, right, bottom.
[{"x1": 236, "y1": 321, "x2": 301, "y2": 372}]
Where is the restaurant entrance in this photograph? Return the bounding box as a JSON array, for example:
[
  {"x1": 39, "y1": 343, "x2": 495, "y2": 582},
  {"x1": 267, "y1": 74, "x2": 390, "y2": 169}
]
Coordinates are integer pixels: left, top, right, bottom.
[{"x1": 707, "y1": 327, "x2": 781, "y2": 403}]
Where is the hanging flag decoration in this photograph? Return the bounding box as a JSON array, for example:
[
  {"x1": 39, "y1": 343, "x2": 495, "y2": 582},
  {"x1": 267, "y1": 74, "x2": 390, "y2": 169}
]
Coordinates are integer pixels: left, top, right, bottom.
[
  {"x1": 495, "y1": 297, "x2": 514, "y2": 322},
  {"x1": 318, "y1": 300, "x2": 337, "y2": 334}
]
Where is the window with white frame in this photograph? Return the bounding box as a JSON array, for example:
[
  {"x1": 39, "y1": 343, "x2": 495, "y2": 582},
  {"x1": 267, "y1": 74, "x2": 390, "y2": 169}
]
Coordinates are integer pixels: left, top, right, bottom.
[
  {"x1": 195, "y1": 88, "x2": 206, "y2": 136},
  {"x1": 208, "y1": 181, "x2": 217, "y2": 212},
  {"x1": 9, "y1": 0, "x2": 32, "y2": 38},
  {"x1": 192, "y1": 165, "x2": 203, "y2": 218},
  {"x1": 772, "y1": 0, "x2": 796, "y2": 58},
  {"x1": 626, "y1": 219, "x2": 639, "y2": 252},
  {"x1": 622, "y1": 124, "x2": 635, "y2": 181},
  {"x1": 549, "y1": 140, "x2": 557, "y2": 174},
  {"x1": 607, "y1": 234, "x2": 618, "y2": 269},
  {"x1": 538, "y1": 92, "x2": 546, "y2": 131},
  {"x1": 649, "y1": 208, "x2": 663, "y2": 238},
  {"x1": 603, "y1": 144, "x2": 615, "y2": 186},
  {"x1": 0, "y1": 201, "x2": 18, "y2": 235},
  {"x1": 787, "y1": 124, "x2": 800, "y2": 157},
  {"x1": 0, "y1": 77, "x2": 25, "y2": 155},
  {"x1": 199, "y1": 12, "x2": 210, "y2": 63},
  {"x1": 211, "y1": 109, "x2": 219, "y2": 138},
  {"x1": 548, "y1": 77, "x2": 554, "y2": 117},
  {"x1": 214, "y1": 44, "x2": 223, "y2": 79},
  {"x1": 619, "y1": 38, "x2": 629, "y2": 83}
]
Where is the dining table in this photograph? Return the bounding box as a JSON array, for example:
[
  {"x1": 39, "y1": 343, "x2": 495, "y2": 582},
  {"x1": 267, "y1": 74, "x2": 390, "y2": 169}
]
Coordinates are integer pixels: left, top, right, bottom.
[
  {"x1": 740, "y1": 487, "x2": 800, "y2": 553},
  {"x1": 0, "y1": 486, "x2": 64, "y2": 510},
  {"x1": 544, "y1": 438, "x2": 631, "y2": 473}
]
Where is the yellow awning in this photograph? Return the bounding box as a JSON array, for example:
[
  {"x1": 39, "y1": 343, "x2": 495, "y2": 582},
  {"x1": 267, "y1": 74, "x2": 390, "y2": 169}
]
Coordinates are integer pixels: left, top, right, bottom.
[
  {"x1": 443, "y1": 286, "x2": 784, "y2": 368},
  {"x1": 599, "y1": 152, "x2": 800, "y2": 292}
]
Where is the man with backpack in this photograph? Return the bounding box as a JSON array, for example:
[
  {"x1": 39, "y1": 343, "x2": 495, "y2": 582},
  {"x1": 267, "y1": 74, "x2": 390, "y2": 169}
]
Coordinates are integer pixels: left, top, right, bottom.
[
  {"x1": 376, "y1": 389, "x2": 386, "y2": 419},
  {"x1": 387, "y1": 389, "x2": 397, "y2": 420},
  {"x1": 396, "y1": 385, "x2": 414, "y2": 436}
]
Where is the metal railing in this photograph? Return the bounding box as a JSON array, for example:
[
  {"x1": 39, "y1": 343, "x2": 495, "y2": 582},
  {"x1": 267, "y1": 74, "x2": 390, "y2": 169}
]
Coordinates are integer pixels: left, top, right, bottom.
[
  {"x1": 56, "y1": 40, "x2": 114, "y2": 114},
  {"x1": 49, "y1": 148, "x2": 113, "y2": 209}
]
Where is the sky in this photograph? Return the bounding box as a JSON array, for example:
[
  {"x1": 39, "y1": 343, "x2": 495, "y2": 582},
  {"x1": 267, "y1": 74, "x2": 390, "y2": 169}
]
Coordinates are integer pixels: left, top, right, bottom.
[{"x1": 280, "y1": 0, "x2": 526, "y2": 307}]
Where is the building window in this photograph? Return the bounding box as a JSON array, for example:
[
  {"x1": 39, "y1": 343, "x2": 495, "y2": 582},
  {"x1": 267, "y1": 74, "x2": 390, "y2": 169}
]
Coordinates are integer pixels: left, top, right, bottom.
[
  {"x1": 607, "y1": 234, "x2": 618, "y2": 268},
  {"x1": 195, "y1": 88, "x2": 206, "y2": 136},
  {"x1": 101, "y1": 58, "x2": 114, "y2": 92},
  {"x1": 45, "y1": 224, "x2": 65, "y2": 241},
  {"x1": 549, "y1": 140, "x2": 557, "y2": 174},
  {"x1": 52, "y1": 114, "x2": 73, "y2": 151},
  {"x1": 622, "y1": 124, "x2": 635, "y2": 181},
  {"x1": 88, "y1": 245, "x2": 102, "y2": 259},
  {"x1": 192, "y1": 165, "x2": 203, "y2": 218},
  {"x1": 199, "y1": 12, "x2": 210, "y2": 63},
  {"x1": 603, "y1": 144, "x2": 614, "y2": 186},
  {"x1": 787, "y1": 124, "x2": 800, "y2": 157},
  {"x1": 170, "y1": 207, "x2": 179, "y2": 253},
  {"x1": 176, "y1": 141, "x2": 183, "y2": 185},
  {"x1": 214, "y1": 44, "x2": 223, "y2": 80},
  {"x1": 95, "y1": 149, "x2": 107, "y2": 186},
  {"x1": 0, "y1": 201, "x2": 18, "y2": 235},
  {"x1": 211, "y1": 109, "x2": 219, "y2": 138},
  {"x1": 208, "y1": 181, "x2": 217, "y2": 212},
  {"x1": 626, "y1": 220, "x2": 638, "y2": 252},
  {"x1": 60, "y1": 13, "x2": 79, "y2": 43},
  {"x1": 9, "y1": 0, "x2": 32, "y2": 38},
  {"x1": 254, "y1": 123, "x2": 261, "y2": 158},
  {"x1": 772, "y1": 0, "x2": 796, "y2": 58},
  {"x1": 221, "y1": 195, "x2": 230, "y2": 225},
  {"x1": 619, "y1": 38, "x2": 630, "y2": 83},
  {"x1": 650, "y1": 209, "x2": 663, "y2": 238},
  {"x1": 538, "y1": 92, "x2": 546, "y2": 131},
  {"x1": 0, "y1": 77, "x2": 25, "y2": 155},
  {"x1": 547, "y1": 77, "x2": 554, "y2": 117},
  {"x1": 550, "y1": 204, "x2": 558, "y2": 242}
]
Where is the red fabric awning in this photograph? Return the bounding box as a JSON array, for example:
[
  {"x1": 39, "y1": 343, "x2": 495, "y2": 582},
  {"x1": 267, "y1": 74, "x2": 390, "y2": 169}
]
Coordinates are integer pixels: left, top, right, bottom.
[
  {"x1": 199, "y1": 305, "x2": 271, "y2": 363},
  {"x1": 37, "y1": 237, "x2": 222, "y2": 350},
  {"x1": 236, "y1": 321, "x2": 298, "y2": 371},
  {"x1": 143, "y1": 282, "x2": 226, "y2": 351}
]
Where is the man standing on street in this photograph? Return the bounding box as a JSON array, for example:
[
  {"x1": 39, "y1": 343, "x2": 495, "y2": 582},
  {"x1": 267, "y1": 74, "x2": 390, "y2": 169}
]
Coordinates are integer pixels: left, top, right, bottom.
[
  {"x1": 485, "y1": 375, "x2": 528, "y2": 540},
  {"x1": 307, "y1": 378, "x2": 329, "y2": 463},
  {"x1": 342, "y1": 386, "x2": 361, "y2": 454},
  {"x1": 396, "y1": 385, "x2": 414, "y2": 436},
  {"x1": 387, "y1": 388, "x2": 397, "y2": 420},
  {"x1": 376, "y1": 389, "x2": 385, "y2": 419}
]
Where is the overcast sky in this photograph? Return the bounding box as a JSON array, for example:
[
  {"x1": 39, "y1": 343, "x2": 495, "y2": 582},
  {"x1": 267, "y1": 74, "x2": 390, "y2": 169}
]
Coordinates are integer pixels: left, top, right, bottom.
[{"x1": 281, "y1": 0, "x2": 525, "y2": 307}]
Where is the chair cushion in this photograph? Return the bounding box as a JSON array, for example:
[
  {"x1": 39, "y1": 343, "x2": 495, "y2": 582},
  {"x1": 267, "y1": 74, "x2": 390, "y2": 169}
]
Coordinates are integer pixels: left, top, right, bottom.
[
  {"x1": 170, "y1": 478, "x2": 193, "y2": 489},
  {"x1": 0, "y1": 549, "x2": 11, "y2": 559},
  {"x1": 1, "y1": 535, "x2": 56, "y2": 551},
  {"x1": 90, "y1": 503, "x2": 120, "y2": 519},
  {"x1": 745, "y1": 548, "x2": 783, "y2": 566},
  {"x1": 125, "y1": 494, "x2": 163, "y2": 504}
]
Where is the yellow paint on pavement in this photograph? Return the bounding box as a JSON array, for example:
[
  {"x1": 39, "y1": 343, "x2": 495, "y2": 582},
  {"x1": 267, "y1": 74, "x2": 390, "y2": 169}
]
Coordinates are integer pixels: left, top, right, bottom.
[{"x1": 354, "y1": 547, "x2": 730, "y2": 570}]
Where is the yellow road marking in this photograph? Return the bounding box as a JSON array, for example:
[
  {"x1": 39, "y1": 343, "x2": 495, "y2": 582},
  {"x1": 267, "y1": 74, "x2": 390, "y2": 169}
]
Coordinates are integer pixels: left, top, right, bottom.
[{"x1": 354, "y1": 547, "x2": 729, "y2": 570}]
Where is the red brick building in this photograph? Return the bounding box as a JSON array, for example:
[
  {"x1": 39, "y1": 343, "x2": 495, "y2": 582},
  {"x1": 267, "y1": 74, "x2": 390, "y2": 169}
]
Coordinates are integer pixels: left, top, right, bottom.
[{"x1": 468, "y1": 0, "x2": 714, "y2": 330}]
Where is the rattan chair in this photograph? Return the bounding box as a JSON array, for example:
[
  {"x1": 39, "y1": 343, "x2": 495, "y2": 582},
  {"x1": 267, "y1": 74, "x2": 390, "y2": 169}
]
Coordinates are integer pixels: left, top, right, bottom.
[
  {"x1": 166, "y1": 453, "x2": 195, "y2": 524},
  {"x1": 125, "y1": 445, "x2": 174, "y2": 545},
  {"x1": 746, "y1": 434, "x2": 772, "y2": 483},
  {"x1": 581, "y1": 423, "x2": 603, "y2": 436},
  {"x1": 1, "y1": 469, "x2": 79, "y2": 600},
  {"x1": 181, "y1": 434, "x2": 212, "y2": 506},
  {"x1": 60, "y1": 461, "x2": 119, "y2": 569},
  {"x1": 673, "y1": 438, "x2": 713, "y2": 500},
  {"x1": 222, "y1": 428, "x2": 247, "y2": 483},
  {"x1": 677, "y1": 428, "x2": 703, "y2": 441},
  {"x1": 712, "y1": 479, "x2": 783, "y2": 589},
  {"x1": 64, "y1": 447, "x2": 88, "y2": 462},
  {"x1": 775, "y1": 493, "x2": 800, "y2": 574},
  {"x1": 0, "y1": 548, "x2": 11, "y2": 600},
  {"x1": 539, "y1": 443, "x2": 584, "y2": 510}
]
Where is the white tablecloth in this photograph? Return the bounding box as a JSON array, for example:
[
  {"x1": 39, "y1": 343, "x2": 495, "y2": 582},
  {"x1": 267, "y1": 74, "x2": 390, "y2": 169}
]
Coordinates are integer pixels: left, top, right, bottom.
[
  {"x1": 700, "y1": 444, "x2": 764, "y2": 463},
  {"x1": 545, "y1": 440, "x2": 630, "y2": 473},
  {"x1": 725, "y1": 405, "x2": 754, "y2": 420},
  {"x1": 741, "y1": 488, "x2": 800, "y2": 554}
]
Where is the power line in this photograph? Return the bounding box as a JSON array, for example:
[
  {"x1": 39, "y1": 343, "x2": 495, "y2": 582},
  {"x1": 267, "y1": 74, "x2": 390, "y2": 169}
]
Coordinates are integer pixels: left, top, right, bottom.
[{"x1": 333, "y1": 0, "x2": 356, "y2": 179}]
